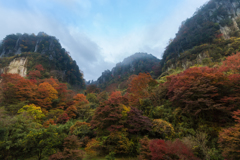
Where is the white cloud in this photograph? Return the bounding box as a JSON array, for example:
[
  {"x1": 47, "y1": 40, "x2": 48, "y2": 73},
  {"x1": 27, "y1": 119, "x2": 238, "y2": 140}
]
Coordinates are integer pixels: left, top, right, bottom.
[{"x1": 0, "y1": 0, "x2": 210, "y2": 80}]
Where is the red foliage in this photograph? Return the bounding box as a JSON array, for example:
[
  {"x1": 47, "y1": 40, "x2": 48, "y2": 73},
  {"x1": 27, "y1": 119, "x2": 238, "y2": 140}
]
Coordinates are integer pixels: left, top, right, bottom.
[
  {"x1": 28, "y1": 70, "x2": 41, "y2": 79},
  {"x1": 166, "y1": 67, "x2": 228, "y2": 115},
  {"x1": 149, "y1": 139, "x2": 167, "y2": 160},
  {"x1": 91, "y1": 94, "x2": 151, "y2": 135},
  {"x1": 35, "y1": 64, "x2": 44, "y2": 71},
  {"x1": 57, "y1": 113, "x2": 70, "y2": 124},
  {"x1": 49, "y1": 135, "x2": 84, "y2": 160},
  {"x1": 138, "y1": 136, "x2": 152, "y2": 160},
  {"x1": 0, "y1": 74, "x2": 36, "y2": 104},
  {"x1": 219, "y1": 52, "x2": 240, "y2": 73},
  {"x1": 126, "y1": 107, "x2": 152, "y2": 133},
  {"x1": 90, "y1": 96, "x2": 128, "y2": 134},
  {"x1": 149, "y1": 139, "x2": 199, "y2": 160},
  {"x1": 215, "y1": 33, "x2": 223, "y2": 38},
  {"x1": 27, "y1": 64, "x2": 44, "y2": 79}
]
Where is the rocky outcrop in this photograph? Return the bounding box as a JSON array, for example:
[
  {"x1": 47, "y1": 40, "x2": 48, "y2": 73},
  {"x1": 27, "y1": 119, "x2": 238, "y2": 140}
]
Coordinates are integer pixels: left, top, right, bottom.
[{"x1": 0, "y1": 57, "x2": 28, "y2": 77}]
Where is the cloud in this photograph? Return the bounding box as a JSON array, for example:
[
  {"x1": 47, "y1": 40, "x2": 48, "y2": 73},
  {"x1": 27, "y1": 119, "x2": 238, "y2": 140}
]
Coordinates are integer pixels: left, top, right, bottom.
[
  {"x1": 90, "y1": 0, "x2": 209, "y2": 62},
  {"x1": 0, "y1": 2, "x2": 111, "y2": 80},
  {"x1": 0, "y1": 0, "x2": 209, "y2": 80}
]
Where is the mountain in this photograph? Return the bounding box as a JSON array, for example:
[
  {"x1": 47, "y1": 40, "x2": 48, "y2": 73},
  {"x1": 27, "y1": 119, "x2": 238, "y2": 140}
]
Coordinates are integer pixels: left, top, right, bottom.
[
  {"x1": 0, "y1": 32, "x2": 85, "y2": 88},
  {"x1": 158, "y1": 0, "x2": 240, "y2": 76},
  {"x1": 93, "y1": 52, "x2": 160, "y2": 89}
]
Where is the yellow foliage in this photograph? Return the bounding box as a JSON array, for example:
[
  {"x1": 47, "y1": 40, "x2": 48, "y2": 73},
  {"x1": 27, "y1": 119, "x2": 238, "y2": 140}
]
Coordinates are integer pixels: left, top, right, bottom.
[
  {"x1": 85, "y1": 138, "x2": 101, "y2": 156},
  {"x1": 121, "y1": 104, "x2": 131, "y2": 118},
  {"x1": 18, "y1": 104, "x2": 45, "y2": 121},
  {"x1": 152, "y1": 119, "x2": 175, "y2": 139}
]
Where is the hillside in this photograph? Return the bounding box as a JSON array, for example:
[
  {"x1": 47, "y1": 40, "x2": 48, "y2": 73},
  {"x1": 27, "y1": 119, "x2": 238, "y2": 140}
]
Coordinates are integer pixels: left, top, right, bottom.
[
  {"x1": 158, "y1": 0, "x2": 240, "y2": 76},
  {"x1": 93, "y1": 52, "x2": 160, "y2": 89},
  {"x1": 0, "y1": 32, "x2": 85, "y2": 88},
  {"x1": 1, "y1": 0, "x2": 240, "y2": 160}
]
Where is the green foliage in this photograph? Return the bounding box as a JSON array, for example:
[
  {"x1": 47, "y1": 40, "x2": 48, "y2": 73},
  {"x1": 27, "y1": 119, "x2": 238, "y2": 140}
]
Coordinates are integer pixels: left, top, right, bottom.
[
  {"x1": 0, "y1": 114, "x2": 42, "y2": 159},
  {"x1": 181, "y1": 131, "x2": 224, "y2": 160},
  {"x1": 70, "y1": 121, "x2": 93, "y2": 138},
  {"x1": 86, "y1": 93, "x2": 99, "y2": 104},
  {"x1": 105, "y1": 152, "x2": 115, "y2": 160},
  {"x1": 22, "y1": 125, "x2": 67, "y2": 160},
  {"x1": 4, "y1": 101, "x2": 29, "y2": 115}
]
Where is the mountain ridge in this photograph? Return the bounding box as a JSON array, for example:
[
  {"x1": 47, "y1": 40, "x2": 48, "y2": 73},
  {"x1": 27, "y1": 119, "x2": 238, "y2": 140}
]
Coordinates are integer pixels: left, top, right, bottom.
[{"x1": 0, "y1": 32, "x2": 85, "y2": 88}]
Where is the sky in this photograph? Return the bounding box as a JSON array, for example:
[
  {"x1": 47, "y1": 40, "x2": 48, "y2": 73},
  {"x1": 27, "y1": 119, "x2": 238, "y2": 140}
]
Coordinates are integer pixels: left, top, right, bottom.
[{"x1": 0, "y1": 0, "x2": 209, "y2": 80}]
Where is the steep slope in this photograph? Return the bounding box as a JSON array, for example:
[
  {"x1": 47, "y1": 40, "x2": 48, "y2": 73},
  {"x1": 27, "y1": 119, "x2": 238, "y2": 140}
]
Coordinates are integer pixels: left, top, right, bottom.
[
  {"x1": 0, "y1": 32, "x2": 85, "y2": 88},
  {"x1": 159, "y1": 0, "x2": 240, "y2": 75},
  {"x1": 94, "y1": 52, "x2": 160, "y2": 89}
]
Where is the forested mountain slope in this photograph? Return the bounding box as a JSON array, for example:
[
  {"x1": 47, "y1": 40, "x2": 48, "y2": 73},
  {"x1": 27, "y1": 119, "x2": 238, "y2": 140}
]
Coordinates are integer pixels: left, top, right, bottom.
[
  {"x1": 159, "y1": 0, "x2": 240, "y2": 75},
  {"x1": 0, "y1": 32, "x2": 85, "y2": 88},
  {"x1": 1, "y1": 0, "x2": 240, "y2": 160},
  {"x1": 92, "y1": 52, "x2": 160, "y2": 90}
]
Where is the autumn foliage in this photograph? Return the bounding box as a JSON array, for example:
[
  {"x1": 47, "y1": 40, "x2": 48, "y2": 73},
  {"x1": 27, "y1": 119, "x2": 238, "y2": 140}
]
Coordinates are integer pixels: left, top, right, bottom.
[
  {"x1": 218, "y1": 110, "x2": 240, "y2": 160},
  {"x1": 149, "y1": 139, "x2": 199, "y2": 160},
  {"x1": 73, "y1": 94, "x2": 89, "y2": 105},
  {"x1": 167, "y1": 67, "x2": 224, "y2": 114},
  {"x1": 49, "y1": 135, "x2": 84, "y2": 160},
  {"x1": 127, "y1": 73, "x2": 155, "y2": 106}
]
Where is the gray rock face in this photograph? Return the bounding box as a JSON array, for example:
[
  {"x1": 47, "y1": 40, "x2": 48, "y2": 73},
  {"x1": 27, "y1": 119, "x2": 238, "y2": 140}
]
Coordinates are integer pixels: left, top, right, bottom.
[
  {"x1": 213, "y1": 0, "x2": 240, "y2": 38},
  {"x1": 0, "y1": 57, "x2": 28, "y2": 77},
  {"x1": 0, "y1": 32, "x2": 56, "y2": 57}
]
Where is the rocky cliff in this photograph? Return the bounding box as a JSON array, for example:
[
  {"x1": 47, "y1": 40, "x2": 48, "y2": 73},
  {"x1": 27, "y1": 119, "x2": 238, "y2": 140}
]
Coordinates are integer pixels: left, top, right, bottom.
[
  {"x1": 159, "y1": 0, "x2": 240, "y2": 76},
  {"x1": 0, "y1": 32, "x2": 85, "y2": 88},
  {"x1": 0, "y1": 57, "x2": 27, "y2": 77}
]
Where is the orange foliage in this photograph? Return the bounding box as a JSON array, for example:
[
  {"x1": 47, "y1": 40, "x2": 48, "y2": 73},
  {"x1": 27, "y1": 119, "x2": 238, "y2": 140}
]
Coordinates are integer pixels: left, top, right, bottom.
[
  {"x1": 85, "y1": 139, "x2": 101, "y2": 156},
  {"x1": 218, "y1": 110, "x2": 240, "y2": 160},
  {"x1": 35, "y1": 82, "x2": 58, "y2": 109},
  {"x1": 109, "y1": 91, "x2": 122, "y2": 99},
  {"x1": 0, "y1": 74, "x2": 36, "y2": 104},
  {"x1": 65, "y1": 106, "x2": 78, "y2": 118},
  {"x1": 15, "y1": 78, "x2": 37, "y2": 101},
  {"x1": 43, "y1": 119, "x2": 56, "y2": 128},
  {"x1": 219, "y1": 52, "x2": 240, "y2": 73},
  {"x1": 127, "y1": 73, "x2": 153, "y2": 106},
  {"x1": 73, "y1": 94, "x2": 89, "y2": 105}
]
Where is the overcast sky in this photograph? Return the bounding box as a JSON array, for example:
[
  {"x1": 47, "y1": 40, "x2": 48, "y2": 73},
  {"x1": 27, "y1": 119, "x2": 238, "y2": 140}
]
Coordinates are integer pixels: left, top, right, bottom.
[{"x1": 0, "y1": 0, "x2": 209, "y2": 80}]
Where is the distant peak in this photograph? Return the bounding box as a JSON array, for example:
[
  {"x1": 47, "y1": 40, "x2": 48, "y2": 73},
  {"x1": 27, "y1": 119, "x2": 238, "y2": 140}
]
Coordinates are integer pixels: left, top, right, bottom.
[{"x1": 37, "y1": 32, "x2": 48, "y2": 37}]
